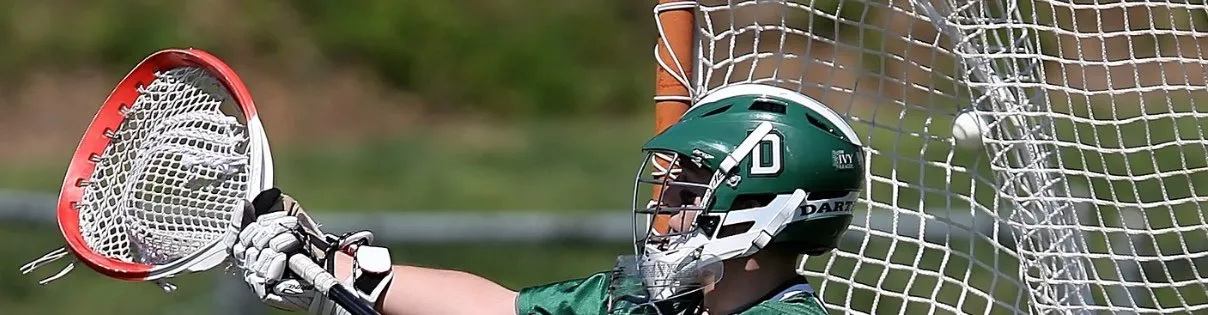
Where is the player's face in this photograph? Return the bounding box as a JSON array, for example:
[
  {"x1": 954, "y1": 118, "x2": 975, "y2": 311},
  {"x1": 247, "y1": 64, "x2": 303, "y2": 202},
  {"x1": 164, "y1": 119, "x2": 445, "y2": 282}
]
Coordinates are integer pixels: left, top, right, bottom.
[
  {"x1": 667, "y1": 196, "x2": 702, "y2": 233},
  {"x1": 635, "y1": 152, "x2": 714, "y2": 254},
  {"x1": 625, "y1": 153, "x2": 728, "y2": 308},
  {"x1": 653, "y1": 161, "x2": 710, "y2": 235}
]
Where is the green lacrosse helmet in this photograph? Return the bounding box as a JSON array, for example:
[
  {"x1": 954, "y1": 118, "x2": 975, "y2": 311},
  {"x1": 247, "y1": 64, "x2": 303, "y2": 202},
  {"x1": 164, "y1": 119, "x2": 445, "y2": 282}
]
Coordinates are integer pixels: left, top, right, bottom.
[{"x1": 632, "y1": 83, "x2": 866, "y2": 270}]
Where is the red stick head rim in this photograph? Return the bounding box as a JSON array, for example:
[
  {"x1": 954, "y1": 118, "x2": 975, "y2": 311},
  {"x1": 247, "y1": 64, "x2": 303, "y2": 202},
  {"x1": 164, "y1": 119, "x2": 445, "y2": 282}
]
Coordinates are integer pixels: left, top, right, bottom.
[{"x1": 56, "y1": 48, "x2": 260, "y2": 281}]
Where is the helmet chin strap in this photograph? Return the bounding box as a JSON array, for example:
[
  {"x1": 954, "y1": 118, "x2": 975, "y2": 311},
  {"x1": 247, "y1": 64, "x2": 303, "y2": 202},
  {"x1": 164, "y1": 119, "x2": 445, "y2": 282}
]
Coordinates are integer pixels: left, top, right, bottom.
[
  {"x1": 638, "y1": 189, "x2": 806, "y2": 302},
  {"x1": 706, "y1": 190, "x2": 807, "y2": 258}
]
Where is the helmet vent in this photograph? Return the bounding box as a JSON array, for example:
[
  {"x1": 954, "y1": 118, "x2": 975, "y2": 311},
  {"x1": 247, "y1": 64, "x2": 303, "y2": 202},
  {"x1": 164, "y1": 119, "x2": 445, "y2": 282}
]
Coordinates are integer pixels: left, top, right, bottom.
[
  {"x1": 806, "y1": 114, "x2": 842, "y2": 139},
  {"x1": 748, "y1": 100, "x2": 786, "y2": 114},
  {"x1": 699, "y1": 104, "x2": 732, "y2": 117}
]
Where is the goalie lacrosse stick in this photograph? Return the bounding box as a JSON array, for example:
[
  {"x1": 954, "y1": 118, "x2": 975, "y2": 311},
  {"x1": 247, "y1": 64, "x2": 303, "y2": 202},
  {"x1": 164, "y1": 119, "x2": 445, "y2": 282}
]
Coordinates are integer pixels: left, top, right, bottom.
[{"x1": 19, "y1": 48, "x2": 378, "y2": 315}]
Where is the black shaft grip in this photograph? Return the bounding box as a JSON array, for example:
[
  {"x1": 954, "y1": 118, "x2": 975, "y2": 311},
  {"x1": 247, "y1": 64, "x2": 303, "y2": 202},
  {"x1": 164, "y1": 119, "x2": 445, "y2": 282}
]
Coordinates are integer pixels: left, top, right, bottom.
[{"x1": 327, "y1": 283, "x2": 381, "y2": 315}]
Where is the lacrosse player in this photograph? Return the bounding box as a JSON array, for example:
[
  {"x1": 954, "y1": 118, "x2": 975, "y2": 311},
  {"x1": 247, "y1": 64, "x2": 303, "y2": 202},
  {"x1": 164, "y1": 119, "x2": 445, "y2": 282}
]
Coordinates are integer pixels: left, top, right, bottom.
[{"x1": 232, "y1": 83, "x2": 866, "y2": 315}]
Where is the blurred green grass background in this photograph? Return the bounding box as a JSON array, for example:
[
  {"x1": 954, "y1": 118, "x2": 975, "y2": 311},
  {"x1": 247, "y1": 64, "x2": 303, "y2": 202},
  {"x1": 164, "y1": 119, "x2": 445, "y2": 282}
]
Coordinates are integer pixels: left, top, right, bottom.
[{"x1": 2, "y1": 1, "x2": 1207, "y2": 314}]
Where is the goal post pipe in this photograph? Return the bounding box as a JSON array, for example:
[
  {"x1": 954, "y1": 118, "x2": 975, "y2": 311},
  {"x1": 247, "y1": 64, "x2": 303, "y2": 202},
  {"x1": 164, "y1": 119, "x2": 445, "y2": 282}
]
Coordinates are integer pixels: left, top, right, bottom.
[{"x1": 652, "y1": 0, "x2": 695, "y2": 234}]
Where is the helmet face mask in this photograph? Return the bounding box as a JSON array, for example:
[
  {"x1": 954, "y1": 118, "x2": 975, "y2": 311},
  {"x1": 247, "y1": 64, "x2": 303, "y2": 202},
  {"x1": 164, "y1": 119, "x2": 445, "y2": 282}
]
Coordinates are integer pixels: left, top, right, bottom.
[
  {"x1": 610, "y1": 84, "x2": 867, "y2": 311},
  {"x1": 635, "y1": 152, "x2": 711, "y2": 247},
  {"x1": 626, "y1": 150, "x2": 725, "y2": 304}
]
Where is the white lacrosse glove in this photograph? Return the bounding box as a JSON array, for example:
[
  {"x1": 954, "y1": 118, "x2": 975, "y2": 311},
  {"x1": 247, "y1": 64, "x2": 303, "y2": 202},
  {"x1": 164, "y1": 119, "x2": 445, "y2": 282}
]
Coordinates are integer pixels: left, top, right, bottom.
[
  {"x1": 232, "y1": 210, "x2": 316, "y2": 311},
  {"x1": 232, "y1": 188, "x2": 395, "y2": 315}
]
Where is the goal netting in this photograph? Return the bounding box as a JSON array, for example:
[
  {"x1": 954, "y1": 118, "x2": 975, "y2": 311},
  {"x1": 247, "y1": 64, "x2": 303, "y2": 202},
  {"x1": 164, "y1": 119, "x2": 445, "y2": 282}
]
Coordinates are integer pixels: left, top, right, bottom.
[{"x1": 655, "y1": 0, "x2": 1208, "y2": 314}]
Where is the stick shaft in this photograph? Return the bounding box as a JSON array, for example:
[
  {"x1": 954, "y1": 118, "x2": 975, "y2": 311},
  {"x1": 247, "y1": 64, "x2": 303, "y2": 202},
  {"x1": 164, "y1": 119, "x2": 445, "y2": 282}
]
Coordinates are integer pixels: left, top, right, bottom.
[{"x1": 289, "y1": 254, "x2": 380, "y2": 315}]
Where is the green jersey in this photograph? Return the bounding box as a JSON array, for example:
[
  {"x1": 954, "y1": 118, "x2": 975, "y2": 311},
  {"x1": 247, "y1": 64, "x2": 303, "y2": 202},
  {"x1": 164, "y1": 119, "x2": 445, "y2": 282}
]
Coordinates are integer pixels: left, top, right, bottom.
[{"x1": 515, "y1": 272, "x2": 830, "y2": 315}]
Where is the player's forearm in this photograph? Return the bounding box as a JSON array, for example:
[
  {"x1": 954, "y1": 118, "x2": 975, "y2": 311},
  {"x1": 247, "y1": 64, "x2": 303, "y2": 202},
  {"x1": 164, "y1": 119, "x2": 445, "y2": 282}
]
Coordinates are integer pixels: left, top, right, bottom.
[{"x1": 333, "y1": 253, "x2": 518, "y2": 315}]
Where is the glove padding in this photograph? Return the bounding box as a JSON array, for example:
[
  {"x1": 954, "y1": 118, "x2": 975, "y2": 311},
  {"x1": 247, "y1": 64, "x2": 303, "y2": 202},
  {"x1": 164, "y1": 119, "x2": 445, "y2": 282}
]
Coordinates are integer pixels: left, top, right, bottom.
[
  {"x1": 232, "y1": 188, "x2": 391, "y2": 315},
  {"x1": 233, "y1": 188, "x2": 343, "y2": 314},
  {"x1": 232, "y1": 210, "x2": 317, "y2": 311}
]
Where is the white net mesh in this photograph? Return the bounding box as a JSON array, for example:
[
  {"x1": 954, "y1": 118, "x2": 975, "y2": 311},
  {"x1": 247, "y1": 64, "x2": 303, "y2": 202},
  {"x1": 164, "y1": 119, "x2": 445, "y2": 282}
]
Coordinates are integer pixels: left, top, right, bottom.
[
  {"x1": 661, "y1": 0, "x2": 1208, "y2": 314},
  {"x1": 77, "y1": 67, "x2": 251, "y2": 265}
]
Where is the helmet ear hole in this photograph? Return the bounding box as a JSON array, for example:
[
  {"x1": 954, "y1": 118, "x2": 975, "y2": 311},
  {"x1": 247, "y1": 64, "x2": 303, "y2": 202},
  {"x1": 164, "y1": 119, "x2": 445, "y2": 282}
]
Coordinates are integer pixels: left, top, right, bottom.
[
  {"x1": 695, "y1": 215, "x2": 720, "y2": 236},
  {"x1": 699, "y1": 104, "x2": 733, "y2": 118},
  {"x1": 731, "y1": 193, "x2": 775, "y2": 210},
  {"x1": 716, "y1": 221, "x2": 755, "y2": 238}
]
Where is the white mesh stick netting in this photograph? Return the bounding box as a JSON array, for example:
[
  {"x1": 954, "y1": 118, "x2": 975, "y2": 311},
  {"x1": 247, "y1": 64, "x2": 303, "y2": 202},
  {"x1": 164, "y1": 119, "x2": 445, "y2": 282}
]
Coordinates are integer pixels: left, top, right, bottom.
[
  {"x1": 657, "y1": 0, "x2": 1208, "y2": 314},
  {"x1": 78, "y1": 67, "x2": 251, "y2": 265}
]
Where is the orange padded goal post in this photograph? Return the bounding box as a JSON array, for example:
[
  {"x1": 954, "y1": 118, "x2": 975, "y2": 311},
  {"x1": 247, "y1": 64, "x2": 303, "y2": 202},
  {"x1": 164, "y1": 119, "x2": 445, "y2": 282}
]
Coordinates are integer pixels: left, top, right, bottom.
[{"x1": 651, "y1": 0, "x2": 694, "y2": 234}]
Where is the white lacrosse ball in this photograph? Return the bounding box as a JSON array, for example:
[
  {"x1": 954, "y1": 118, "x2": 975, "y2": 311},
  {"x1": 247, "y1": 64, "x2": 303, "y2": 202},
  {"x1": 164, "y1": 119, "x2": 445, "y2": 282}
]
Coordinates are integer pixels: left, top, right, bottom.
[{"x1": 952, "y1": 110, "x2": 987, "y2": 150}]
